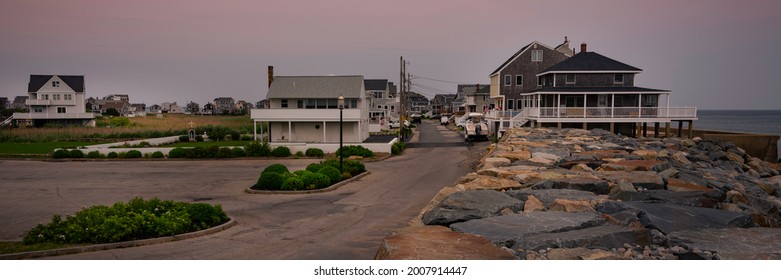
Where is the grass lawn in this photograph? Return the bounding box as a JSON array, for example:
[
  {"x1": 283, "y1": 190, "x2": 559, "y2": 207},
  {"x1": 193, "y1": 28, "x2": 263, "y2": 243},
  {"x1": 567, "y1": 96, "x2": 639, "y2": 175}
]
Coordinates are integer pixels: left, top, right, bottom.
[
  {"x1": 0, "y1": 142, "x2": 102, "y2": 155},
  {"x1": 158, "y1": 141, "x2": 253, "y2": 148},
  {"x1": 0, "y1": 241, "x2": 69, "y2": 255}
]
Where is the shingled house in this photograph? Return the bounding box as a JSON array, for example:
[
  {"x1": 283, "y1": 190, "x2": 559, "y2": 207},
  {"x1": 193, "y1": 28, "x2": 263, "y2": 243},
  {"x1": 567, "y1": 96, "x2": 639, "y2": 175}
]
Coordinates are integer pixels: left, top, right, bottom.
[{"x1": 12, "y1": 75, "x2": 95, "y2": 127}]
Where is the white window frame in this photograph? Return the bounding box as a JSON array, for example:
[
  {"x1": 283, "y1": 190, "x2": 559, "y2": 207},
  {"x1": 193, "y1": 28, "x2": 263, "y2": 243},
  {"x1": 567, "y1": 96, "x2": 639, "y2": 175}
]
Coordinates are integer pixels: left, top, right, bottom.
[
  {"x1": 52, "y1": 81, "x2": 60, "y2": 87},
  {"x1": 57, "y1": 107, "x2": 66, "y2": 113},
  {"x1": 531, "y1": 50, "x2": 543, "y2": 62},
  {"x1": 537, "y1": 76, "x2": 544, "y2": 87},
  {"x1": 566, "y1": 74, "x2": 576, "y2": 85},
  {"x1": 516, "y1": 75, "x2": 523, "y2": 86},
  {"x1": 504, "y1": 75, "x2": 511, "y2": 86},
  {"x1": 64, "y1": 94, "x2": 72, "y2": 100},
  {"x1": 614, "y1": 74, "x2": 624, "y2": 85},
  {"x1": 507, "y1": 99, "x2": 514, "y2": 110}
]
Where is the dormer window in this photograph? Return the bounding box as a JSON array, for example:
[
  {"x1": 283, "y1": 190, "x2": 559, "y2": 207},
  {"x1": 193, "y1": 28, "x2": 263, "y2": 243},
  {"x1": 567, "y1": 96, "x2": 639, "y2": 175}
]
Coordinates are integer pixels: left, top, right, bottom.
[
  {"x1": 614, "y1": 74, "x2": 624, "y2": 85},
  {"x1": 566, "y1": 74, "x2": 576, "y2": 85},
  {"x1": 531, "y1": 50, "x2": 543, "y2": 62},
  {"x1": 52, "y1": 81, "x2": 60, "y2": 87}
]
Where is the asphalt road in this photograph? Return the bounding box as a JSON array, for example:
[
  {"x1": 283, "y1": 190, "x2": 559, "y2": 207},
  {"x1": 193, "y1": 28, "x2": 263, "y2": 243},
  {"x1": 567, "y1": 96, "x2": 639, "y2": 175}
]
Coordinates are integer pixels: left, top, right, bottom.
[{"x1": 0, "y1": 120, "x2": 481, "y2": 259}]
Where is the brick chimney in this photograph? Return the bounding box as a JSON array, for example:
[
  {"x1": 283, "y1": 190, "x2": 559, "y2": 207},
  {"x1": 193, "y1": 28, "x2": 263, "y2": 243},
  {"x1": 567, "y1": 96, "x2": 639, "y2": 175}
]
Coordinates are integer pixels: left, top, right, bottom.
[
  {"x1": 580, "y1": 43, "x2": 587, "y2": 53},
  {"x1": 268, "y1": 66, "x2": 274, "y2": 88}
]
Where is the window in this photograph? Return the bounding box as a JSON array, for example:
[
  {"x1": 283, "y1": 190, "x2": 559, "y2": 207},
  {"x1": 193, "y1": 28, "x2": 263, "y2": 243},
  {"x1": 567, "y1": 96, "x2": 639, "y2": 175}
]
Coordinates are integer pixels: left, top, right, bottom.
[
  {"x1": 537, "y1": 76, "x2": 544, "y2": 87},
  {"x1": 52, "y1": 81, "x2": 60, "y2": 87},
  {"x1": 53, "y1": 94, "x2": 60, "y2": 100},
  {"x1": 566, "y1": 74, "x2": 576, "y2": 85},
  {"x1": 327, "y1": 99, "x2": 337, "y2": 109},
  {"x1": 531, "y1": 50, "x2": 543, "y2": 62},
  {"x1": 516, "y1": 75, "x2": 523, "y2": 86},
  {"x1": 518, "y1": 99, "x2": 523, "y2": 109},
  {"x1": 316, "y1": 99, "x2": 326, "y2": 109},
  {"x1": 350, "y1": 100, "x2": 357, "y2": 109},
  {"x1": 64, "y1": 94, "x2": 72, "y2": 100},
  {"x1": 57, "y1": 107, "x2": 66, "y2": 113},
  {"x1": 504, "y1": 75, "x2": 511, "y2": 86},
  {"x1": 598, "y1": 95, "x2": 610, "y2": 107},
  {"x1": 42, "y1": 94, "x2": 49, "y2": 100},
  {"x1": 614, "y1": 74, "x2": 624, "y2": 84},
  {"x1": 33, "y1": 106, "x2": 43, "y2": 113},
  {"x1": 281, "y1": 99, "x2": 288, "y2": 108},
  {"x1": 507, "y1": 99, "x2": 514, "y2": 110},
  {"x1": 306, "y1": 99, "x2": 316, "y2": 109},
  {"x1": 297, "y1": 100, "x2": 304, "y2": 108}
]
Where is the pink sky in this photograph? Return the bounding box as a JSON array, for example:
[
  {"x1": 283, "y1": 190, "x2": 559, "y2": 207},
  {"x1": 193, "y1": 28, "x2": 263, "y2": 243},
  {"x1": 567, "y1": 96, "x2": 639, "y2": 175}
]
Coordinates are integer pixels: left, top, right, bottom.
[{"x1": 1, "y1": 0, "x2": 779, "y2": 109}]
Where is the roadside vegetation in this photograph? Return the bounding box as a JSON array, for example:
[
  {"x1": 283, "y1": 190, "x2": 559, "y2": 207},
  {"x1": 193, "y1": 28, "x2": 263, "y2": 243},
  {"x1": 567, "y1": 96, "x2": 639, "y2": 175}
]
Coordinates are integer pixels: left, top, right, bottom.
[
  {"x1": 251, "y1": 159, "x2": 366, "y2": 191},
  {"x1": 0, "y1": 197, "x2": 229, "y2": 254}
]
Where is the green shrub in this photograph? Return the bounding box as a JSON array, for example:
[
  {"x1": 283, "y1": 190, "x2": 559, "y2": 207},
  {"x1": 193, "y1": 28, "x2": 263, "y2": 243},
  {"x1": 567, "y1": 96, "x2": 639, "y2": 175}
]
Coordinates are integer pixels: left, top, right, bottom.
[
  {"x1": 118, "y1": 152, "x2": 127, "y2": 158},
  {"x1": 259, "y1": 142, "x2": 272, "y2": 156},
  {"x1": 392, "y1": 141, "x2": 406, "y2": 155},
  {"x1": 151, "y1": 151, "x2": 165, "y2": 158},
  {"x1": 231, "y1": 147, "x2": 246, "y2": 157},
  {"x1": 218, "y1": 147, "x2": 233, "y2": 158},
  {"x1": 168, "y1": 147, "x2": 187, "y2": 158},
  {"x1": 125, "y1": 150, "x2": 143, "y2": 158},
  {"x1": 263, "y1": 163, "x2": 289, "y2": 175},
  {"x1": 271, "y1": 146, "x2": 291, "y2": 157},
  {"x1": 318, "y1": 165, "x2": 342, "y2": 184},
  {"x1": 281, "y1": 177, "x2": 305, "y2": 190},
  {"x1": 240, "y1": 135, "x2": 253, "y2": 141},
  {"x1": 245, "y1": 141, "x2": 272, "y2": 157},
  {"x1": 68, "y1": 149, "x2": 85, "y2": 158},
  {"x1": 109, "y1": 117, "x2": 130, "y2": 127},
  {"x1": 256, "y1": 171, "x2": 286, "y2": 190},
  {"x1": 22, "y1": 197, "x2": 228, "y2": 245},
  {"x1": 107, "y1": 151, "x2": 118, "y2": 158},
  {"x1": 323, "y1": 159, "x2": 365, "y2": 176},
  {"x1": 230, "y1": 131, "x2": 240, "y2": 142},
  {"x1": 294, "y1": 151, "x2": 304, "y2": 157},
  {"x1": 301, "y1": 172, "x2": 331, "y2": 189},
  {"x1": 178, "y1": 135, "x2": 190, "y2": 142},
  {"x1": 306, "y1": 163, "x2": 323, "y2": 173},
  {"x1": 335, "y1": 145, "x2": 374, "y2": 158},
  {"x1": 293, "y1": 170, "x2": 313, "y2": 177},
  {"x1": 305, "y1": 148, "x2": 324, "y2": 158},
  {"x1": 52, "y1": 149, "x2": 70, "y2": 159},
  {"x1": 86, "y1": 151, "x2": 102, "y2": 158},
  {"x1": 195, "y1": 135, "x2": 204, "y2": 142},
  {"x1": 186, "y1": 147, "x2": 207, "y2": 158}
]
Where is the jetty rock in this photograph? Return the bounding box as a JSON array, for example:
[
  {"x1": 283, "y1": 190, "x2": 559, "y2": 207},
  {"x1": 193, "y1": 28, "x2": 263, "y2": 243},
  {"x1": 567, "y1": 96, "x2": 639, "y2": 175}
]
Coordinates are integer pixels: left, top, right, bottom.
[{"x1": 377, "y1": 128, "x2": 781, "y2": 260}]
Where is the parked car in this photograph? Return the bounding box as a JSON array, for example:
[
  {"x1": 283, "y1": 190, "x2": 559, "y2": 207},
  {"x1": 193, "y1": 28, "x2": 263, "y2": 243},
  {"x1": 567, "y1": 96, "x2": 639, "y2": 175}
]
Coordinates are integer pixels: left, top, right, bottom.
[
  {"x1": 388, "y1": 120, "x2": 400, "y2": 129},
  {"x1": 410, "y1": 114, "x2": 421, "y2": 124}
]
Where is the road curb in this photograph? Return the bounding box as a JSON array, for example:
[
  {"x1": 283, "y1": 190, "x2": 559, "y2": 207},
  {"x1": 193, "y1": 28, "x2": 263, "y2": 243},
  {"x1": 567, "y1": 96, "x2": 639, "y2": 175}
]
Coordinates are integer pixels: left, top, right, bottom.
[
  {"x1": 0, "y1": 218, "x2": 237, "y2": 260},
  {"x1": 245, "y1": 171, "x2": 370, "y2": 195}
]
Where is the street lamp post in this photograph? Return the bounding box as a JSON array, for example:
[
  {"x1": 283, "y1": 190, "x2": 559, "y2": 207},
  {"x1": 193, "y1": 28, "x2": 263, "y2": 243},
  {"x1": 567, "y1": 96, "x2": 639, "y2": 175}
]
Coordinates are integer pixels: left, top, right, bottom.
[{"x1": 338, "y1": 95, "x2": 344, "y2": 174}]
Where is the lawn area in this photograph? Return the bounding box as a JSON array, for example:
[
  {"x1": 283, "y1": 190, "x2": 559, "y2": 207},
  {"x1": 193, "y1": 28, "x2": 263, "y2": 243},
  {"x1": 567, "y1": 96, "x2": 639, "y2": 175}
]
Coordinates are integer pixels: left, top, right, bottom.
[
  {"x1": 159, "y1": 141, "x2": 254, "y2": 148},
  {"x1": 0, "y1": 241, "x2": 69, "y2": 255},
  {"x1": 0, "y1": 142, "x2": 102, "y2": 155}
]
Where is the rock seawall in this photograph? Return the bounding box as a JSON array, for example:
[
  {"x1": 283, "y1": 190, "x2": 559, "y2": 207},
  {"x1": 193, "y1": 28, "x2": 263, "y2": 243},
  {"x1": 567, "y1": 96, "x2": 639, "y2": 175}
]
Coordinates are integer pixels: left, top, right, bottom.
[{"x1": 376, "y1": 128, "x2": 781, "y2": 260}]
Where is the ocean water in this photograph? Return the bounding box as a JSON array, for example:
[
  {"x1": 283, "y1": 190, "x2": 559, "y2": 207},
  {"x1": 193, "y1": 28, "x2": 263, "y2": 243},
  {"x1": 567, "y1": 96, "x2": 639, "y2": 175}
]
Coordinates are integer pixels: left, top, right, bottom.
[{"x1": 695, "y1": 110, "x2": 781, "y2": 161}]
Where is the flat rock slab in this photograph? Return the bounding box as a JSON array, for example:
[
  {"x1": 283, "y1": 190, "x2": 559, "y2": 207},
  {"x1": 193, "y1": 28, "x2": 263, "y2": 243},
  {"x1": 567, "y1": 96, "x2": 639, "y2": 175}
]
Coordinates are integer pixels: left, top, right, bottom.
[
  {"x1": 531, "y1": 177, "x2": 611, "y2": 194},
  {"x1": 623, "y1": 201, "x2": 753, "y2": 234},
  {"x1": 596, "y1": 171, "x2": 665, "y2": 190},
  {"x1": 450, "y1": 212, "x2": 605, "y2": 247},
  {"x1": 668, "y1": 227, "x2": 781, "y2": 260},
  {"x1": 375, "y1": 226, "x2": 515, "y2": 260},
  {"x1": 422, "y1": 190, "x2": 524, "y2": 226},
  {"x1": 506, "y1": 189, "x2": 599, "y2": 208},
  {"x1": 512, "y1": 225, "x2": 648, "y2": 252},
  {"x1": 599, "y1": 160, "x2": 670, "y2": 172}
]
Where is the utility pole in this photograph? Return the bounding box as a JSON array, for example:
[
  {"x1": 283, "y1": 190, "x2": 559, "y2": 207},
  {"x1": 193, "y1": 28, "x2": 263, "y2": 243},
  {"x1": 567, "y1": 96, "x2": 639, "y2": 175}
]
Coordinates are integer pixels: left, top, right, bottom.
[{"x1": 399, "y1": 56, "x2": 405, "y2": 141}]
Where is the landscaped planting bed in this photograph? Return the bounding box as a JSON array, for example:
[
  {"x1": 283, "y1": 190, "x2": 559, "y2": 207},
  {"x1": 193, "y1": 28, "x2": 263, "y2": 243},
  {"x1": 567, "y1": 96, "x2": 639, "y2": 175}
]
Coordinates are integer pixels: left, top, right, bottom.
[{"x1": 251, "y1": 159, "x2": 366, "y2": 191}]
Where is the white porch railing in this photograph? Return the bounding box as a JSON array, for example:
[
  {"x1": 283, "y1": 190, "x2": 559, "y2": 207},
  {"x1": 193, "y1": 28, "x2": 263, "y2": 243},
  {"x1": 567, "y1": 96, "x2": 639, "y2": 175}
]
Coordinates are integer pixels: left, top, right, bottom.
[{"x1": 533, "y1": 107, "x2": 697, "y2": 119}]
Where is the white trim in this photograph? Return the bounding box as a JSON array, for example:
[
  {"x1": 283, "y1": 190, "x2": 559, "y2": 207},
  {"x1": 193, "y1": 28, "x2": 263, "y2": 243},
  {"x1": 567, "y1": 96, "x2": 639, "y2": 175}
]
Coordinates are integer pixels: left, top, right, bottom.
[{"x1": 537, "y1": 70, "x2": 641, "y2": 76}]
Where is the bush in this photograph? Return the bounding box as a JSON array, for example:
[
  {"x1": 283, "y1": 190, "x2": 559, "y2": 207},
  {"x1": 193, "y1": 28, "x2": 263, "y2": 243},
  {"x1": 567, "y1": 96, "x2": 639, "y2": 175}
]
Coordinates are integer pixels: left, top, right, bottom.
[
  {"x1": 178, "y1": 135, "x2": 190, "y2": 142},
  {"x1": 218, "y1": 147, "x2": 233, "y2": 158},
  {"x1": 318, "y1": 165, "x2": 342, "y2": 184},
  {"x1": 107, "y1": 151, "x2": 118, "y2": 158},
  {"x1": 52, "y1": 149, "x2": 70, "y2": 159},
  {"x1": 22, "y1": 197, "x2": 229, "y2": 245},
  {"x1": 240, "y1": 135, "x2": 253, "y2": 141},
  {"x1": 245, "y1": 142, "x2": 272, "y2": 157},
  {"x1": 323, "y1": 159, "x2": 365, "y2": 176},
  {"x1": 169, "y1": 147, "x2": 187, "y2": 158},
  {"x1": 335, "y1": 145, "x2": 374, "y2": 158},
  {"x1": 195, "y1": 135, "x2": 204, "y2": 142},
  {"x1": 125, "y1": 150, "x2": 143, "y2": 158},
  {"x1": 151, "y1": 151, "x2": 165, "y2": 158},
  {"x1": 229, "y1": 131, "x2": 240, "y2": 142},
  {"x1": 231, "y1": 147, "x2": 246, "y2": 157},
  {"x1": 271, "y1": 146, "x2": 291, "y2": 157},
  {"x1": 305, "y1": 148, "x2": 324, "y2": 158},
  {"x1": 281, "y1": 177, "x2": 305, "y2": 190},
  {"x1": 109, "y1": 117, "x2": 130, "y2": 127},
  {"x1": 86, "y1": 151, "x2": 102, "y2": 158},
  {"x1": 392, "y1": 141, "x2": 406, "y2": 155},
  {"x1": 306, "y1": 163, "x2": 324, "y2": 173},
  {"x1": 68, "y1": 149, "x2": 85, "y2": 158},
  {"x1": 293, "y1": 170, "x2": 313, "y2": 177},
  {"x1": 256, "y1": 171, "x2": 286, "y2": 190},
  {"x1": 300, "y1": 172, "x2": 331, "y2": 189},
  {"x1": 294, "y1": 151, "x2": 304, "y2": 157},
  {"x1": 263, "y1": 163, "x2": 289, "y2": 175}
]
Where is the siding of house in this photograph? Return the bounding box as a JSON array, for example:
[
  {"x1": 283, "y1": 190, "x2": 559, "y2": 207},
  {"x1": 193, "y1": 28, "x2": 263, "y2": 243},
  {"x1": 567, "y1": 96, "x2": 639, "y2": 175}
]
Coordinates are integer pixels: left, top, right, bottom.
[
  {"x1": 494, "y1": 43, "x2": 570, "y2": 109},
  {"x1": 553, "y1": 73, "x2": 636, "y2": 87}
]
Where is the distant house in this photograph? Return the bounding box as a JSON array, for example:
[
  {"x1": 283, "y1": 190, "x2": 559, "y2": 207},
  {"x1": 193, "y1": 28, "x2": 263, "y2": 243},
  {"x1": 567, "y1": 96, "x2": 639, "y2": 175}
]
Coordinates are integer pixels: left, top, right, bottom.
[
  {"x1": 213, "y1": 97, "x2": 235, "y2": 115},
  {"x1": 459, "y1": 84, "x2": 491, "y2": 113},
  {"x1": 99, "y1": 100, "x2": 131, "y2": 116},
  {"x1": 365, "y1": 79, "x2": 399, "y2": 124},
  {"x1": 201, "y1": 103, "x2": 215, "y2": 115},
  {"x1": 12, "y1": 75, "x2": 95, "y2": 127},
  {"x1": 104, "y1": 94, "x2": 129, "y2": 102},
  {"x1": 0, "y1": 97, "x2": 7, "y2": 110},
  {"x1": 234, "y1": 100, "x2": 251, "y2": 114},
  {"x1": 147, "y1": 104, "x2": 162, "y2": 114},
  {"x1": 186, "y1": 101, "x2": 200, "y2": 115},
  {"x1": 129, "y1": 103, "x2": 147, "y2": 117},
  {"x1": 430, "y1": 94, "x2": 456, "y2": 115},
  {"x1": 11, "y1": 96, "x2": 28, "y2": 110},
  {"x1": 256, "y1": 99, "x2": 270, "y2": 109},
  {"x1": 250, "y1": 75, "x2": 369, "y2": 143},
  {"x1": 160, "y1": 102, "x2": 183, "y2": 114},
  {"x1": 404, "y1": 92, "x2": 429, "y2": 115}
]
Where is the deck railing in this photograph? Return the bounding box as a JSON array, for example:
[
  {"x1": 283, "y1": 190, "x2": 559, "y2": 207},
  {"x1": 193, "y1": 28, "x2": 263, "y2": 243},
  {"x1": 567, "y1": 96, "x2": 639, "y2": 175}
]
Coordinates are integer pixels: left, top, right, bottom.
[{"x1": 534, "y1": 107, "x2": 697, "y2": 119}]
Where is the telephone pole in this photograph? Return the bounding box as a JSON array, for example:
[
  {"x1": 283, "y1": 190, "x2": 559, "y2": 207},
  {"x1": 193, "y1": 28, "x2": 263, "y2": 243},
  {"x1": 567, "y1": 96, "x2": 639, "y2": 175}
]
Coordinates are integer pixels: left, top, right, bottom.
[{"x1": 399, "y1": 56, "x2": 405, "y2": 140}]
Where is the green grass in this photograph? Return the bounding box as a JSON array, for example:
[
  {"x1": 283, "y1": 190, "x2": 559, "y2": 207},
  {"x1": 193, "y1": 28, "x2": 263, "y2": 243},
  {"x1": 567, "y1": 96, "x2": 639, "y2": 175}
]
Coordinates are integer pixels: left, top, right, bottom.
[
  {"x1": 0, "y1": 142, "x2": 103, "y2": 155},
  {"x1": 159, "y1": 141, "x2": 253, "y2": 148},
  {"x1": 0, "y1": 241, "x2": 69, "y2": 255}
]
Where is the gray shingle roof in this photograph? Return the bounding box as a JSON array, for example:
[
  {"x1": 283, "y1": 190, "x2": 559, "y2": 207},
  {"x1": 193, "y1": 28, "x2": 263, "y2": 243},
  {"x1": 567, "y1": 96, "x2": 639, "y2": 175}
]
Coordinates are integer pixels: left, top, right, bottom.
[
  {"x1": 541, "y1": 52, "x2": 641, "y2": 73},
  {"x1": 267, "y1": 76, "x2": 364, "y2": 99},
  {"x1": 364, "y1": 79, "x2": 388, "y2": 91},
  {"x1": 28, "y1": 75, "x2": 84, "y2": 92},
  {"x1": 490, "y1": 43, "x2": 532, "y2": 76}
]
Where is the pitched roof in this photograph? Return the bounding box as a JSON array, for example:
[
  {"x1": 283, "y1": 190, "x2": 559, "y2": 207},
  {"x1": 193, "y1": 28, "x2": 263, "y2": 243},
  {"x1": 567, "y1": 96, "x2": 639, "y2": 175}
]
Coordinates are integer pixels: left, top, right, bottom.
[
  {"x1": 490, "y1": 41, "x2": 561, "y2": 76},
  {"x1": 540, "y1": 52, "x2": 642, "y2": 74},
  {"x1": 364, "y1": 79, "x2": 388, "y2": 91},
  {"x1": 267, "y1": 76, "x2": 364, "y2": 99},
  {"x1": 531, "y1": 86, "x2": 669, "y2": 93},
  {"x1": 13, "y1": 96, "x2": 28, "y2": 103},
  {"x1": 28, "y1": 75, "x2": 85, "y2": 92}
]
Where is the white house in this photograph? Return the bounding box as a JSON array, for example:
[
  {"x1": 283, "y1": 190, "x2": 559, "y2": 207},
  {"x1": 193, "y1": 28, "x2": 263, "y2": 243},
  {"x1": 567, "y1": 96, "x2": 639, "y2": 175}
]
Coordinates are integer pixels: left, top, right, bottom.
[
  {"x1": 250, "y1": 75, "x2": 370, "y2": 144},
  {"x1": 12, "y1": 75, "x2": 95, "y2": 127}
]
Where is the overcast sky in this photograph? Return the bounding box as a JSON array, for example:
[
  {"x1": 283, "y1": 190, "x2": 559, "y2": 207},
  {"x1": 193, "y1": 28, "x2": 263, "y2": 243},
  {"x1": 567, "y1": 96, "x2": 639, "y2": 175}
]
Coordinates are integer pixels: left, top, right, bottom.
[{"x1": 1, "y1": 0, "x2": 779, "y2": 109}]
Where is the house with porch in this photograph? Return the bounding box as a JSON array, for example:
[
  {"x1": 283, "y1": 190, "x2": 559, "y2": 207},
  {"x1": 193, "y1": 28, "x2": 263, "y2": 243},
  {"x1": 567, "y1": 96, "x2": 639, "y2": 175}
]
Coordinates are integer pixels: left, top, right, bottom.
[
  {"x1": 365, "y1": 79, "x2": 399, "y2": 129},
  {"x1": 492, "y1": 43, "x2": 697, "y2": 137},
  {"x1": 12, "y1": 75, "x2": 95, "y2": 127},
  {"x1": 250, "y1": 75, "x2": 370, "y2": 145},
  {"x1": 458, "y1": 84, "x2": 491, "y2": 114}
]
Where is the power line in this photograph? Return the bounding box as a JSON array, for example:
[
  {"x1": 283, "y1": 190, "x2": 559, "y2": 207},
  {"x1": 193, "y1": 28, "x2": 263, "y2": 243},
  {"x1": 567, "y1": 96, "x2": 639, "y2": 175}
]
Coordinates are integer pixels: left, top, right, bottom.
[{"x1": 410, "y1": 74, "x2": 477, "y2": 85}]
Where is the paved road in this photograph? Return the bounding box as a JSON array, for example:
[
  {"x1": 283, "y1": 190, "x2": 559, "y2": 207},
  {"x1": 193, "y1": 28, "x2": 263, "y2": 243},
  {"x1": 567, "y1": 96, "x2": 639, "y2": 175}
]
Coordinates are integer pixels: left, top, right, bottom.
[{"x1": 0, "y1": 121, "x2": 480, "y2": 259}]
